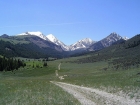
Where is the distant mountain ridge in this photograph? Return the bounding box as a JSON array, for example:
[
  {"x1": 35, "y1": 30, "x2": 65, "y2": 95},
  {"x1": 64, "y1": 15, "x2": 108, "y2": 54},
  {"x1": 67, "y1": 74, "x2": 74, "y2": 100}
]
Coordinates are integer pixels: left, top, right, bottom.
[
  {"x1": 88, "y1": 32, "x2": 127, "y2": 51},
  {"x1": 18, "y1": 31, "x2": 96, "y2": 51},
  {"x1": 17, "y1": 31, "x2": 128, "y2": 51},
  {"x1": 70, "y1": 38, "x2": 96, "y2": 51},
  {"x1": 46, "y1": 34, "x2": 70, "y2": 51},
  {"x1": 18, "y1": 31, "x2": 49, "y2": 41},
  {"x1": 0, "y1": 34, "x2": 66, "y2": 58},
  {"x1": 0, "y1": 31, "x2": 129, "y2": 58},
  {"x1": 18, "y1": 32, "x2": 70, "y2": 51}
]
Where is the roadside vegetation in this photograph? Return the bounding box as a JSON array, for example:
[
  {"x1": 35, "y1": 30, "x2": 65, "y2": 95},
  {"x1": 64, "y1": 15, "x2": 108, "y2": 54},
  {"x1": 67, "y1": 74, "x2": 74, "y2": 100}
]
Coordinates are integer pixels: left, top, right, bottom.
[{"x1": 49, "y1": 56, "x2": 140, "y2": 102}]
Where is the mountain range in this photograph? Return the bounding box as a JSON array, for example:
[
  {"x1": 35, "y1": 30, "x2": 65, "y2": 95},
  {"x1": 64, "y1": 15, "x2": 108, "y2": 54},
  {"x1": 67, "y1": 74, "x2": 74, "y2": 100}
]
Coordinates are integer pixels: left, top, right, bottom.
[
  {"x1": 17, "y1": 31, "x2": 128, "y2": 51},
  {"x1": 0, "y1": 31, "x2": 128, "y2": 58},
  {"x1": 18, "y1": 31, "x2": 95, "y2": 51}
]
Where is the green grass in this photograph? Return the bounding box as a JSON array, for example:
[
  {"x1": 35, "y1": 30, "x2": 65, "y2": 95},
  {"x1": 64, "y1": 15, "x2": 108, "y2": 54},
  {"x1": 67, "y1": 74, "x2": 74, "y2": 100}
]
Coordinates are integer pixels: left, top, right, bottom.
[
  {"x1": 48, "y1": 56, "x2": 140, "y2": 98},
  {"x1": 0, "y1": 60, "x2": 80, "y2": 105},
  {"x1": 0, "y1": 55, "x2": 140, "y2": 104},
  {"x1": 0, "y1": 37, "x2": 30, "y2": 44},
  {"x1": 0, "y1": 79, "x2": 80, "y2": 105}
]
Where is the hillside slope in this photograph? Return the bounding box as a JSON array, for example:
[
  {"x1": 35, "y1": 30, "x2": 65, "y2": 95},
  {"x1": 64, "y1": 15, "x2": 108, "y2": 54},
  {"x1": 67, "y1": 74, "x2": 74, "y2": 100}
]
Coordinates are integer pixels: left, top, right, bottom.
[
  {"x1": 0, "y1": 35, "x2": 65, "y2": 58},
  {"x1": 89, "y1": 32, "x2": 125, "y2": 51},
  {"x1": 72, "y1": 34, "x2": 140, "y2": 70}
]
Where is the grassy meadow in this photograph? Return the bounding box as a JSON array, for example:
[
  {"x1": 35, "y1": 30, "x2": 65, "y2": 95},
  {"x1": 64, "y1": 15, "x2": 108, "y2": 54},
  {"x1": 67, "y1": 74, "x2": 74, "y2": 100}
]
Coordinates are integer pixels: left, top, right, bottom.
[
  {"x1": 48, "y1": 55, "x2": 140, "y2": 99},
  {"x1": 0, "y1": 55, "x2": 140, "y2": 104},
  {"x1": 0, "y1": 59, "x2": 80, "y2": 105}
]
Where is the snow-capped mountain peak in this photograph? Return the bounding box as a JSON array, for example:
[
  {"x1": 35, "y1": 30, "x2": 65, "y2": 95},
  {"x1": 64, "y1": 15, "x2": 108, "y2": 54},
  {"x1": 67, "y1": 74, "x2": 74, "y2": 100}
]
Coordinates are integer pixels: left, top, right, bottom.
[
  {"x1": 123, "y1": 36, "x2": 129, "y2": 40},
  {"x1": 46, "y1": 34, "x2": 57, "y2": 43},
  {"x1": 18, "y1": 31, "x2": 48, "y2": 40},
  {"x1": 100, "y1": 32, "x2": 123, "y2": 47},
  {"x1": 70, "y1": 38, "x2": 95, "y2": 51},
  {"x1": 81, "y1": 38, "x2": 94, "y2": 44},
  {"x1": 46, "y1": 34, "x2": 70, "y2": 51},
  {"x1": 88, "y1": 32, "x2": 125, "y2": 51}
]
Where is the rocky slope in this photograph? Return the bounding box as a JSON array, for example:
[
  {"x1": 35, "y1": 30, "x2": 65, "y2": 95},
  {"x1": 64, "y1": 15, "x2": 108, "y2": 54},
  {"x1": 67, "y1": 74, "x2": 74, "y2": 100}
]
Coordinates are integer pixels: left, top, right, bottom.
[{"x1": 89, "y1": 32, "x2": 126, "y2": 51}]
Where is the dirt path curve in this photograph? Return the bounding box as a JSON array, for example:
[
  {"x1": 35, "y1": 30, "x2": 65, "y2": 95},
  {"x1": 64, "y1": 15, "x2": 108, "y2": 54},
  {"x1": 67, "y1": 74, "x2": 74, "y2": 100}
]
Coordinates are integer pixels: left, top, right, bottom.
[{"x1": 50, "y1": 81, "x2": 139, "y2": 105}]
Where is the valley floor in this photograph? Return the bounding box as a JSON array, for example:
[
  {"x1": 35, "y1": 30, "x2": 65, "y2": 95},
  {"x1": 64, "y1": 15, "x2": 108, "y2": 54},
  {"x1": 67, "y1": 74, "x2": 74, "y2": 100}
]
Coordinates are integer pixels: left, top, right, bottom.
[{"x1": 0, "y1": 55, "x2": 140, "y2": 105}]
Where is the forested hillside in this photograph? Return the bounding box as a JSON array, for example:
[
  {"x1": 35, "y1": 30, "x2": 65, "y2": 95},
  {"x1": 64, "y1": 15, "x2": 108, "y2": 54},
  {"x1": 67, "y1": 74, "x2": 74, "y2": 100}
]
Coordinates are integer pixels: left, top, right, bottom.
[
  {"x1": 0, "y1": 36, "x2": 67, "y2": 58},
  {"x1": 70, "y1": 34, "x2": 140, "y2": 70}
]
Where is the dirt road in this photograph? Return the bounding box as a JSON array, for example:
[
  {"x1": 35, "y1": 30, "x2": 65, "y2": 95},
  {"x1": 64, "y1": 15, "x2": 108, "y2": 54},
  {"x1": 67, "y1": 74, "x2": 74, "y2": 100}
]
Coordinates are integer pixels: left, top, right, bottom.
[{"x1": 50, "y1": 81, "x2": 139, "y2": 105}]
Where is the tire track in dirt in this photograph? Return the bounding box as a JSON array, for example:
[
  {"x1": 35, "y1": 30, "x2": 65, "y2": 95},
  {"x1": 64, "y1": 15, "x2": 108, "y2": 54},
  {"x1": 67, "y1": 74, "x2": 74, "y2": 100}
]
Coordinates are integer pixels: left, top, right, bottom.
[
  {"x1": 51, "y1": 81, "x2": 139, "y2": 105},
  {"x1": 50, "y1": 81, "x2": 96, "y2": 105}
]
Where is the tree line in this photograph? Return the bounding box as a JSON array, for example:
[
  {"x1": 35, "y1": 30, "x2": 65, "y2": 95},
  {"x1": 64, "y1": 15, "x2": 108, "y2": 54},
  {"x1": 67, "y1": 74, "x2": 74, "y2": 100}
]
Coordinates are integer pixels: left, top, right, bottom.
[{"x1": 0, "y1": 56, "x2": 26, "y2": 71}]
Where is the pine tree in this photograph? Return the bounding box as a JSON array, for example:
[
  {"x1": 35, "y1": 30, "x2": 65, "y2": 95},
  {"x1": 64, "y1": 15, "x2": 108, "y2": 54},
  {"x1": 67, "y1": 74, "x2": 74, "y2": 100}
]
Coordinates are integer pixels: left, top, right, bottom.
[{"x1": 43, "y1": 62, "x2": 47, "y2": 67}]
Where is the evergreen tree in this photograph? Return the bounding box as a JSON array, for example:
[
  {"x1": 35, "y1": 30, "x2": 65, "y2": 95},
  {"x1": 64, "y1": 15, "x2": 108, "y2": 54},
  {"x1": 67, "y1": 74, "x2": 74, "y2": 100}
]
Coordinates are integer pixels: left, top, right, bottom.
[
  {"x1": 43, "y1": 62, "x2": 48, "y2": 67},
  {"x1": 0, "y1": 57, "x2": 26, "y2": 71}
]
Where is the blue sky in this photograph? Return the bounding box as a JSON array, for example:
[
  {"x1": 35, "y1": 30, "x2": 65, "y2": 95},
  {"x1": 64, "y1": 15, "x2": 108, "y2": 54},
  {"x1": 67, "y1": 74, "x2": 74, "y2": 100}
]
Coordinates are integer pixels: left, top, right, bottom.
[{"x1": 0, "y1": 0, "x2": 140, "y2": 45}]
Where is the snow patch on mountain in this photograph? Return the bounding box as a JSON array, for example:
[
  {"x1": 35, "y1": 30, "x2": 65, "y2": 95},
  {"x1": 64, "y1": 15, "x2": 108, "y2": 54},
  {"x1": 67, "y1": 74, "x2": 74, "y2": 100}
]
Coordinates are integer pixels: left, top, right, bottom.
[
  {"x1": 46, "y1": 34, "x2": 57, "y2": 43},
  {"x1": 70, "y1": 38, "x2": 95, "y2": 51},
  {"x1": 123, "y1": 36, "x2": 129, "y2": 40},
  {"x1": 18, "y1": 32, "x2": 70, "y2": 51},
  {"x1": 100, "y1": 32, "x2": 122, "y2": 47},
  {"x1": 46, "y1": 34, "x2": 70, "y2": 51},
  {"x1": 88, "y1": 32, "x2": 125, "y2": 51},
  {"x1": 18, "y1": 31, "x2": 49, "y2": 40}
]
